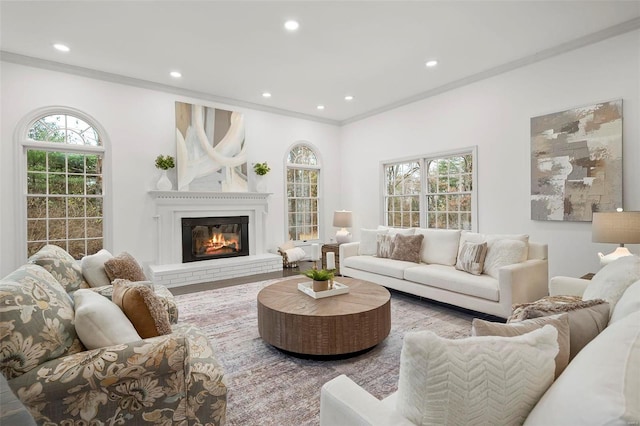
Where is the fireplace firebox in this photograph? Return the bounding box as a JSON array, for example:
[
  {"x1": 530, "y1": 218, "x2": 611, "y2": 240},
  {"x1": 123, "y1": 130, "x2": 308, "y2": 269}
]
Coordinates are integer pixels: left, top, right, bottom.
[{"x1": 181, "y1": 216, "x2": 249, "y2": 263}]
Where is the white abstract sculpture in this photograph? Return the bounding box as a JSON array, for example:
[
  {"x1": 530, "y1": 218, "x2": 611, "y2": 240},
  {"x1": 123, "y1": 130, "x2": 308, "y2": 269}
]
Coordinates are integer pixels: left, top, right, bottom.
[{"x1": 176, "y1": 105, "x2": 247, "y2": 191}]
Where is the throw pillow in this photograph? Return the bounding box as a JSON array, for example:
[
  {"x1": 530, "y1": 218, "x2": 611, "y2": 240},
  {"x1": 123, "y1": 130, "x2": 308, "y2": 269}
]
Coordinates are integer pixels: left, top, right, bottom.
[
  {"x1": 73, "y1": 288, "x2": 141, "y2": 350},
  {"x1": 483, "y1": 239, "x2": 528, "y2": 278},
  {"x1": 278, "y1": 240, "x2": 296, "y2": 252},
  {"x1": 390, "y1": 234, "x2": 424, "y2": 263},
  {"x1": 510, "y1": 295, "x2": 609, "y2": 360},
  {"x1": 112, "y1": 279, "x2": 172, "y2": 338},
  {"x1": 80, "y1": 249, "x2": 114, "y2": 288},
  {"x1": 360, "y1": 228, "x2": 388, "y2": 256},
  {"x1": 27, "y1": 244, "x2": 90, "y2": 292},
  {"x1": 376, "y1": 234, "x2": 395, "y2": 258},
  {"x1": 582, "y1": 255, "x2": 640, "y2": 315},
  {"x1": 104, "y1": 252, "x2": 147, "y2": 282},
  {"x1": 609, "y1": 279, "x2": 640, "y2": 324},
  {"x1": 472, "y1": 314, "x2": 570, "y2": 378},
  {"x1": 414, "y1": 228, "x2": 461, "y2": 266},
  {"x1": 455, "y1": 241, "x2": 488, "y2": 275},
  {"x1": 396, "y1": 326, "x2": 558, "y2": 426},
  {"x1": 284, "y1": 247, "x2": 306, "y2": 263},
  {"x1": 0, "y1": 264, "x2": 84, "y2": 379}
]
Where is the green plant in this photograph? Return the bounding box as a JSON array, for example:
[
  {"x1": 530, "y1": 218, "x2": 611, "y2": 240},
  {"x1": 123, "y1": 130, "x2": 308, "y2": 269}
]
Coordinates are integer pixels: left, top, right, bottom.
[
  {"x1": 301, "y1": 268, "x2": 335, "y2": 281},
  {"x1": 253, "y1": 162, "x2": 271, "y2": 176},
  {"x1": 155, "y1": 155, "x2": 175, "y2": 170}
]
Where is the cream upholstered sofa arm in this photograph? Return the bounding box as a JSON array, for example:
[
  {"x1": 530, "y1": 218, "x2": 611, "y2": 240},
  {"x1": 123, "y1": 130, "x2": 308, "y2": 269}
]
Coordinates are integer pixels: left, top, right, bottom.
[
  {"x1": 549, "y1": 276, "x2": 590, "y2": 297},
  {"x1": 320, "y1": 375, "x2": 414, "y2": 426},
  {"x1": 340, "y1": 242, "x2": 360, "y2": 261},
  {"x1": 498, "y1": 259, "x2": 549, "y2": 307}
]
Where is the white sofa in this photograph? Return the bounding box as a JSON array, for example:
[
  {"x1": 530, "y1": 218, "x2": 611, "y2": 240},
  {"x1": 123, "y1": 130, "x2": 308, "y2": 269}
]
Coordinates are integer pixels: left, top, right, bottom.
[
  {"x1": 339, "y1": 229, "x2": 549, "y2": 319},
  {"x1": 320, "y1": 257, "x2": 640, "y2": 426}
]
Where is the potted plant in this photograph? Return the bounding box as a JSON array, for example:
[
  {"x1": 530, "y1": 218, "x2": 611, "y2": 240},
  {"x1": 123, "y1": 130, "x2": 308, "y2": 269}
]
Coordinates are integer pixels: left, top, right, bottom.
[
  {"x1": 155, "y1": 154, "x2": 175, "y2": 190},
  {"x1": 302, "y1": 267, "x2": 335, "y2": 292},
  {"x1": 253, "y1": 162, "x2": 270, "y2": 192}
]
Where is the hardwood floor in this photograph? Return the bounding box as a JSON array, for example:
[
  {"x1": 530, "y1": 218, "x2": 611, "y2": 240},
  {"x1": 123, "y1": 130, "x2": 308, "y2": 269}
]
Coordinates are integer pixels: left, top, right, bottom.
[{"x1": 170, "y1": 261, "x2": 316, "y2": 296}]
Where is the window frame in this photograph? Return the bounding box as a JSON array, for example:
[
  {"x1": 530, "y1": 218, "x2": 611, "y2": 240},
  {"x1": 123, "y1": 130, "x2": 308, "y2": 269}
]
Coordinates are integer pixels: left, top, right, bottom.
[
  {"x1": 284, "y1": 142, "x2": 322, "y2": 243},
  {"x1": 15, "y1": 106, "x2": 112, "y2": 261},
  {"x1": 380, "y1": 146, "x2": 478, "y2": 231}
]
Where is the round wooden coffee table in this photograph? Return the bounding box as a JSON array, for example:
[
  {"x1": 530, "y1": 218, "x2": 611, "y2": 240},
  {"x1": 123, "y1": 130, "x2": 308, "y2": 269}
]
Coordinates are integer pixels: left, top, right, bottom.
[{"x1": 257, "y1": 277, "x2": 391, "y2": 356}]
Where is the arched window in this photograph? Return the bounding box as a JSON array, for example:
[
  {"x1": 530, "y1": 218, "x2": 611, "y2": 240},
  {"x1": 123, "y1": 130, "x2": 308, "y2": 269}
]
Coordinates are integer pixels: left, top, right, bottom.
[
  {"x1": 286, "y1": 144, "x2": 320, "y2": 241},
  {"x1": 20, "y1": 108, "x2": 108, "y2": 259}
]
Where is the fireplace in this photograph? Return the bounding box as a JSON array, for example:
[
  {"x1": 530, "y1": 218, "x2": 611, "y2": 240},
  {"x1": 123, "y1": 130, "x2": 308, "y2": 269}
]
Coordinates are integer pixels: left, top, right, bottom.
[{"x1": 181, "y1": 216, "x2": 249, "y2": 263}]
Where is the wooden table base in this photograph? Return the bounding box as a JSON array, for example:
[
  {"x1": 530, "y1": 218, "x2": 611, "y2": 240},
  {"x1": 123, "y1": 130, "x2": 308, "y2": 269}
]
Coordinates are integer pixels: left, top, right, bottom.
[{"x1": 257, "y1": 277, "x2": 391, "y2": 356}]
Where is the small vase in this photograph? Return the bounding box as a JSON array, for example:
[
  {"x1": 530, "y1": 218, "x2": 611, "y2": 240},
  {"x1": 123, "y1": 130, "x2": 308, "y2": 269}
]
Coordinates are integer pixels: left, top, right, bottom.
[
  {"x1": 313, "y1": 280, "x2": 330, "y2": 292},
  {"x1": 255, "y1": 175, "x2": 267, "y2": 193},
  {"x1": 156, "y1": 170, "x2": 172, "y2": 191}
]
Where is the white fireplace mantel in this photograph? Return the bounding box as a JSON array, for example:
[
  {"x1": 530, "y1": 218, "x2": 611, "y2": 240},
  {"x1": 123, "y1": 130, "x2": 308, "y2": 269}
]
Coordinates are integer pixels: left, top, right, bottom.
[{"x1": 149, "y1": 191, "x2": 271, "y2": 265}]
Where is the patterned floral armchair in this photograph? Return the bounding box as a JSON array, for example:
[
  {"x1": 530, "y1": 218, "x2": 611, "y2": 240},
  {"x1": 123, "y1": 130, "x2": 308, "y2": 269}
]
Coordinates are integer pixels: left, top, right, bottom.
[{"x1": 1, "y1": 246, "x2": 226, "y2": 425}]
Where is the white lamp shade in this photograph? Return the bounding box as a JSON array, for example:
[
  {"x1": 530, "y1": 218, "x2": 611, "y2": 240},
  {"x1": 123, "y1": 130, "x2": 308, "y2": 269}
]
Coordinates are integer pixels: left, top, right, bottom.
[
  {"x1": 333, "y1": 211, "x2": 353, "y2": 228},
  {"x1": 592, "y1": 212, "x2": 640, "y2": 244}
]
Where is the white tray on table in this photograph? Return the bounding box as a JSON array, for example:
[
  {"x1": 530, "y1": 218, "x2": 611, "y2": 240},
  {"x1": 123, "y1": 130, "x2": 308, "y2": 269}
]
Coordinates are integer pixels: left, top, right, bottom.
[{"x1": 297, "y1": 281, "x2": 350, "y2": 299}]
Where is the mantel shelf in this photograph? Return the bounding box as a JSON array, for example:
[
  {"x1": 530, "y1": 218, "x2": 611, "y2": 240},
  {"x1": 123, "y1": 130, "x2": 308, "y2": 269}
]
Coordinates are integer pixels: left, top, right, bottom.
[{"x1": 148, "y1": 190, "x2": 272, "y2": 201}]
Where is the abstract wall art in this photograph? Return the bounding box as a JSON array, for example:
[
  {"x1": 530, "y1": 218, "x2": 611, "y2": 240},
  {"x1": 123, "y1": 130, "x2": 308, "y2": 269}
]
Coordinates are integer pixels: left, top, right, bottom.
[
  {"x1": 531, "y1": 99, "x2": 622, "y2": 222},
  {"x1": 175, "y1": 102, "x2": 247, "y2": 192}
]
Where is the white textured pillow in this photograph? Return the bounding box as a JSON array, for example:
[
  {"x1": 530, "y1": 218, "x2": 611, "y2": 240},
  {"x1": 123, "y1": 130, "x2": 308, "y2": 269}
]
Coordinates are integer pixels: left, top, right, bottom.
[
  {"x1": 73, "y1": 289, "x2": 141, "y2": 349},
  {"x1": 414, "y1": 228, "x2": 461, "y2": 266},
  {"x1": 483, "y1": 239, "x2": 528, "y2": 278},
  {"x1": 81, "y1": 249, "x2": 114, "y2": 287},
  {"x1": 382, "y1": 226, "x2": 415, "y2": 236},
  {"x1": 583, "y1": 256, "x2": 640, "y2": 315},
  {"x1": 524, "y1": 311, "x2": 640, "y2": 426},
  {"x1": 284, "y1": 247, "x2": 306, "y2": 262},
  {"x1": 610, "y1": 279, "x2": 640, "y2": 324},
  {"x1": 359, "y1": 228, "x2": 388, "y2": 256},
  {"x1": 397, "y1": 326, "x2": 558, "y2": 426}
]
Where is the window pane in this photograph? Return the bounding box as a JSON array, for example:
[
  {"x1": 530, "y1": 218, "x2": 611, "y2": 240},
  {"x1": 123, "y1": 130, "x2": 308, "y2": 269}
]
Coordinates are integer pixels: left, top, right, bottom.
[
  {"x1": 28, "y1": 220, "x2": 46, "y2": 242},
  {"x1": 68, "y1": 219, "x2": 85, "y2": 239},
  {"x1": 87, "y1": 219, "x2": 102, "y2": 238},
  {"x1": 48, "y1": 152, "x2": 66, "y2": 173},
  {"x1": 87, "y1": 238, "x2": 103, "y2": 255},
  {"x1": 68, "y1": 197, "x2": 85, "y2": 218},
  {"x1": 68, "y1": 175, "x2": 85, "y2": 195},
  {"x1": 27, "y1": 150, "x2": 47, "y2": 171},
  {"x1": 68, "y1": 240, "x2": 86, "y2": 259},
  {"x1": 49, "y1": 174, "x2": 66, "y2": 194},
  {"x1": 48, "y1": 197, "x2": 66, "y2": 218},
  {"x1": 86, "y1": 176, "x2": 102, "y2": 195},
  {"x1": 27, "y1": 197, "x2": 47, "y2": 218},
  {"x1": 49, "y1": 219, "x2": 66, "y2": 240},
  {"x1": 68, "y1": 154, "x2": 85, "y2": 173},
  {"x1": 27, "y1": 173, "x2": 46, "y2": 194},
  {"x1": 86, "y1": 155, "x2": 101, "y2": 174},
  {"x1": 87, "y1": 198, "x2": 102, "y2": 217}
]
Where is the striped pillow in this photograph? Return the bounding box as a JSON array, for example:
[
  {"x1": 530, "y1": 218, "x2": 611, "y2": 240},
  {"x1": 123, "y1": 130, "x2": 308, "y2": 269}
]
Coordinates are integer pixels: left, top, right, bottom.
[
  {"x1": 455, "y1": 241, "x2": 488, "y2": 275},
  {"x1": 377, "y1": 234, "x2": 395, "y2": 258}
]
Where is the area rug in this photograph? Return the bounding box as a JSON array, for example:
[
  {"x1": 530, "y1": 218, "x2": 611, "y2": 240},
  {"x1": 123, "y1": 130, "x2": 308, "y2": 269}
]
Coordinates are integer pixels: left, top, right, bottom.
[{"x1": 175, "y1": 278, "x2": 475, "y2": 425}]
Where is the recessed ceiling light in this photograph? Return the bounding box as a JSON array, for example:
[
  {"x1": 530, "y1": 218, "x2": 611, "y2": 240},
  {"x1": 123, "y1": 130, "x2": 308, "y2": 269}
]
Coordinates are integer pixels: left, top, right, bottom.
[
  {"x1": 262, "y1": 92, "x2": 272, "y2": 98},
  {"x1": 53, "y1": 43, "x2": 70, "y2": 52},
  {"x1": 317, "y1": 105, "x2": 325, "y2": 110},
  {"x1": 284, "y1": 20, "x2": 299, "y2": 31},
  {"x1": 170, "y1": 71, "x2": 182, "y2": 78},
  {"x1": 344, "y1": 95, "x2": 354, "y2": 101},
  {"x1": 425, "y1": 59, "x2": 438, "y2": 68}
]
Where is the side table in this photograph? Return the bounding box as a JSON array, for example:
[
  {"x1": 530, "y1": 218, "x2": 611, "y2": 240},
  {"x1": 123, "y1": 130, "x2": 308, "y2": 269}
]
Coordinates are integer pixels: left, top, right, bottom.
[
  {"x1": 322, "y1": 243, "x2": 342, "y2": 275},
  {"x1": 580, "y1": 273, "x2": 595, "y2": 280}
]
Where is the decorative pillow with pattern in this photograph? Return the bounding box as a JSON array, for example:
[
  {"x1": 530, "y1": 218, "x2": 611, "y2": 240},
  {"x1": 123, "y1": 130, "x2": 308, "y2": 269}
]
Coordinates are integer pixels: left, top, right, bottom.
[
  {"x1": 360, "y1": 228, "x2": 389, "y2": 256},
  {"x1": 455, "y1": 241, "x2": 488, "y2": 275},
  {"x1": 483, "y1": 239, "x2": 528, "y2": 278},
  {"x1": 28, "y1": 244, "x2": 90, "y2": 292},
  {"x1": 376, "y1": 234, "x2": 395, "y2": 258},
  {"x1": 112, "y1": 279, "x2": 172, "y2": 338},
  {"x1": 390, "y1": 234, "x2": 424, "y2": 263},
  {"x1": 104, "y1": 252, "x2": 147, "y2": 282},
  {"x1": 0, "y1": 264, "x2": 84, "y2": 379},
  {"x1": 396, "y1": 326, "x2": 558, "y2": 426}
]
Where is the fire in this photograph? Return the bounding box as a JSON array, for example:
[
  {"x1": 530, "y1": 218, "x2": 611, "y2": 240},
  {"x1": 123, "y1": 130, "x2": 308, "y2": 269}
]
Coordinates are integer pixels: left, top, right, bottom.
[{"x1": 205, "y1": 233, "x2": 239, "y2": 254}]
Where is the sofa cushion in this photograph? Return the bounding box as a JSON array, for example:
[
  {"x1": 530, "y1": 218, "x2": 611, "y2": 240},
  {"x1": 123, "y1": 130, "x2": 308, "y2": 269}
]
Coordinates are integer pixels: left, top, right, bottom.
[
  {"x1": 390, "y1": 234, "x2": 424, "y2": 263},
  {"x1": 455, "y1": 241, "x2": 488, "y2": 275},
  {"x1": 582, "y1": 255, "x2": 640, "y2": 316},
  {"x1": 112, "y1": 279, "x2": 172, "y2": 338},
  {"x1": 510, "y1": 296, "x2": 609, "y2": 361},
  {"x1": 73, "y1": 289, "x2": 142, "y2": 349},
  {"x1": 360, "y1": 228, "x2": 388, "y2": 256},
  {"x1": 414, "y1": 228, "x2": 461, "y2": 266},
  {"x1": 28, "y1": 244, "x2": 90, "y2": 292},
  {"x1": 343, "y1": 255, "x2": 418, "y2": 279},
  {"x1": 524, "y1": 310, "x2": 640, "y2": 426},
  {"x1": 483, "y1": 239, "x2": 528, "y2": 278},
  {"x1": 378, "y1": 226, "x2": 415, "y2": 236},
  {"x1": 376, "y1": 234, "x2": 395, "y2": 258},
  {"x1": 472, "y1": 314, "x2": 570, "y2": 378},
  {"x1": 404, "y1": 264, "x2": 500, "y2": 301},
  {"x1": 610, "y1": 280, "x2": 640, "y2": 324},
  {"x1": 104, "y1": 252, "x2": 147, "y2": 282},
  {"x1": 397, "y1": 326, "x2": 558, "y2": 426},
  {"x1": 0, "y1": 264, "x2": 84, "y2": 379},
  {"x1": 81, "y1": 248, "x2": 114, "y2": 288}
]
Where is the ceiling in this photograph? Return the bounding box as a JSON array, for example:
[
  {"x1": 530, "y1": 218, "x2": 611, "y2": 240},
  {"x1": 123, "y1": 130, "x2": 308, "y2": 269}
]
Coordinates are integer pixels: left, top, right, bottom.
[{"x1": 1, "y1": 1, "x2": 639, "y2": 125}]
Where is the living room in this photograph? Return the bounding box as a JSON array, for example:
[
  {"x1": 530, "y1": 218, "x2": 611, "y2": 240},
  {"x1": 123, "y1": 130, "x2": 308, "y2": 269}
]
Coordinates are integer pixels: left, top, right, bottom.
[{"x1": 1, "y1": 1, "x2": 639, "y2": 425}]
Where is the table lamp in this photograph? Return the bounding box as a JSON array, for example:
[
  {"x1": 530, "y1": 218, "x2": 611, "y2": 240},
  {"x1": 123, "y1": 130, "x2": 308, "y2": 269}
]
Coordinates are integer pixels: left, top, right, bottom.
[
  {"x1": 333, "y1": 210, "x2": 352, "y2": 244},
  {"x1": 592, "y1": 210, "x2": 640, "y2": 265}
]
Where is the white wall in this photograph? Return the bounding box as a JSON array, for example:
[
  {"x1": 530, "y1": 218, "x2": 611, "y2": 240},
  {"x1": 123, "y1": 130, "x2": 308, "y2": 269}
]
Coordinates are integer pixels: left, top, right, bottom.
[
  {"x1": 339, "y1": 30, "x2": 640, "y2": 278},
  {"x1": 0, "y1": 63, "x2": 342, "y2": 276}
]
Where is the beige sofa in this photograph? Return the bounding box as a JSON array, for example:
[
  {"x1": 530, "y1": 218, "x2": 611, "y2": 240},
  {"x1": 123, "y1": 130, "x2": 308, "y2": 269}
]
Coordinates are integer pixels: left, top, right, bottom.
[
  {"x1": 0, "y1": 245, "x2": 227, "y2": 425},
  {"x1": 340, "y1": 228, "x2": 549, "y2": 318},
  {"x1": 321, "y1": 255, "x2": 640, "y2": 425}
]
